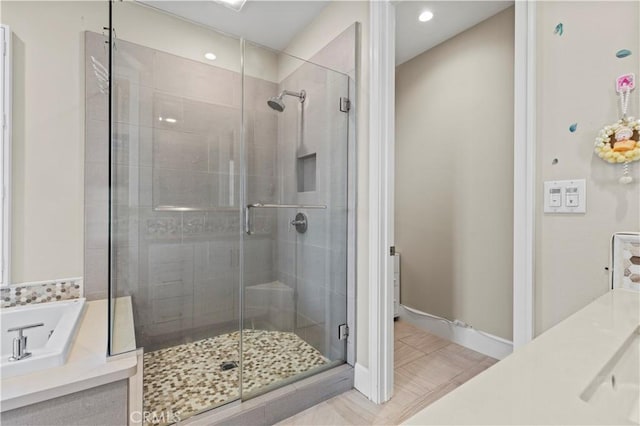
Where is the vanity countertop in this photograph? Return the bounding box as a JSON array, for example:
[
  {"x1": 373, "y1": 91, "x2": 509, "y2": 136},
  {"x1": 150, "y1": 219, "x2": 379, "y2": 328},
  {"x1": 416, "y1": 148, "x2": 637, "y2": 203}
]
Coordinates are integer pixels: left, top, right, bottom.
[
  {"x1": 1, "y1": 298, "x2": 138, "y2": 412},
  {"x1": 404, "y1": 288, "x2": 640, "y2": 425}
]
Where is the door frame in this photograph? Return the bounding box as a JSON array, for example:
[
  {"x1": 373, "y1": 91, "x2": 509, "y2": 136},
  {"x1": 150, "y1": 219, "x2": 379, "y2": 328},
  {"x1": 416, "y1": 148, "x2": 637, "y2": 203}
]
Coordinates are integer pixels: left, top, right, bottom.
[
  {"x1": 1, "y1": 24, "x2": 11, "y2": 287},
  {"x1": 365, "y1": 0, "x2": 536, "y2": 403},
  {"x1": 364, "y1": 0, "x2": 395, "y2": 404}
]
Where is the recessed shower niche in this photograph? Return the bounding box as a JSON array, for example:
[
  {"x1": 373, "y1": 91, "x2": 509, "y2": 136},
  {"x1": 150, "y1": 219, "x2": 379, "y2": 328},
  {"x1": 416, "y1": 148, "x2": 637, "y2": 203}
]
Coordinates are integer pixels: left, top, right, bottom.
[{"x1": 297, "y1": 152, "x2": 317, "y2": 192}]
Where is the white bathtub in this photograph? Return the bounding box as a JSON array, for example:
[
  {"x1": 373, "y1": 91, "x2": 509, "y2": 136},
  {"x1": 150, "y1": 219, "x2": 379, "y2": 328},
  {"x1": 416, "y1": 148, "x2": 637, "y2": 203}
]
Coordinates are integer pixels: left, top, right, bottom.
[{"x1": 1, "y1": 298, "x2": 86, "y2": 378}]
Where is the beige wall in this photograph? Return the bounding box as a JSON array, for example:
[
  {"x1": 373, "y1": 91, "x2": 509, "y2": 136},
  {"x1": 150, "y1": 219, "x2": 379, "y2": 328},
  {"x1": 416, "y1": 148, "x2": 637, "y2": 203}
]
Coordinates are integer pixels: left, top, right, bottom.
[
  {"x1": 1, "y1": 1, "x2": 276, "y2": 284},
  {"x1": 535, "y1": 2, "x2": 640, "y2": 334},
  {"x1": 280, "y1": 1, "x2": 370, "y2": 368},
  {"x1": 2, "y1": 1, "x2": 105, "y2": 283},
  {"x1": 395, "y1": 7, "x2": 515, "y2": 340},
  {"x1": 114, "y1": 2, "x2": 278, "y2": 81}
]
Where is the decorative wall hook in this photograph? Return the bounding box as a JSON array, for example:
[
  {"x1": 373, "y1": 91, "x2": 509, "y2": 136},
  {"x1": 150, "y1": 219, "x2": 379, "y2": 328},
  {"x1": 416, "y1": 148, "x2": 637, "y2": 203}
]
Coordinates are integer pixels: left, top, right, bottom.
[{"x1": 594, "y1": 74, "x2": 639, "y2": 184}]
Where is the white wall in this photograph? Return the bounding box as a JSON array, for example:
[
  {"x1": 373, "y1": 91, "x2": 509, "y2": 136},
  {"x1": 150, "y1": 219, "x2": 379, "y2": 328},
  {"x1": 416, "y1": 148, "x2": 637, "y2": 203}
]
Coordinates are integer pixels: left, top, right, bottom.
[
  {"x1": 280, "y1": 0, "x2": 370, "y2": 368},
  {"x1": 395, "y1": 7, "x2": 515, "y2": 340},
  {"x1": 535, "y1": 1, "x2": 640, "y2": 334},
  {"x1": 0, "y1": 0, "x2": 276, "y2": 284}
]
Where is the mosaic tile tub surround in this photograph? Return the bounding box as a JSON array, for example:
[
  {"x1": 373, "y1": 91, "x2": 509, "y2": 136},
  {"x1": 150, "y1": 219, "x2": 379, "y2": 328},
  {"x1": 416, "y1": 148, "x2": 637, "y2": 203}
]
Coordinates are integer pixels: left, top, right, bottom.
[
  {"x1": 0, "y1": 278, "x2": 83, "y2": 308},
  {"x1": 143, "y1": 329, "x2": 329, "y2": 425}
]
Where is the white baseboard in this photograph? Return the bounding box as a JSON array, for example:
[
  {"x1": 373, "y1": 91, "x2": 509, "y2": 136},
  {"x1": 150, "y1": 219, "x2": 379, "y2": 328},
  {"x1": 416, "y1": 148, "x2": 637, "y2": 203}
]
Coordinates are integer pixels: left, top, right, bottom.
[
  {"x1": 353, "y1": 362, "x2": 370, "y2": 398},
  {"x1": 399, "y1": 305, "x2": 513, "y2": 360}
]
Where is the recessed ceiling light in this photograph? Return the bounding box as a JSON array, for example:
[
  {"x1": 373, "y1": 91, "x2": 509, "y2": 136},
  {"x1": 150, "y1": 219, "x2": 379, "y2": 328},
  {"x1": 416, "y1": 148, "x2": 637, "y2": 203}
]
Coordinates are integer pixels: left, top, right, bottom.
[
  {"x1": 212, "y1": 0, "x2": 247, "y2": 12},
  {"x1": 204, "y1": 52, "x2": 217, "y2": 61},
  {"x1": 165, "y1": 118, "x2": 177, "y2": 124},
  {"x1": 418, "y1": 10, "x2": 434, "y2": 22}
]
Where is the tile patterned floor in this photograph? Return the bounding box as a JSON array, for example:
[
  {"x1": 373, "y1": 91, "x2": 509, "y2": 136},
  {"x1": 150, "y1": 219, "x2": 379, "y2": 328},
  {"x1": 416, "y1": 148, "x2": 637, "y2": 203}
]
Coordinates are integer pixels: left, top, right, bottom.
[
  {"x1": 277, "y1": 320, "x2": 498, "y2": 425},
  {"x1": 143, "y1": 330, "x2": 328, "y2": 425}
]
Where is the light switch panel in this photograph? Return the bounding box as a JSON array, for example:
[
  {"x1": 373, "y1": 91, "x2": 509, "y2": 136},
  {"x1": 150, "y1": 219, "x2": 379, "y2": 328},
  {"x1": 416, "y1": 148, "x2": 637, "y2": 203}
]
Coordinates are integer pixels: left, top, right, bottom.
[{"x1": 544, "y1": 179, "x2": 586, "y2": 213}]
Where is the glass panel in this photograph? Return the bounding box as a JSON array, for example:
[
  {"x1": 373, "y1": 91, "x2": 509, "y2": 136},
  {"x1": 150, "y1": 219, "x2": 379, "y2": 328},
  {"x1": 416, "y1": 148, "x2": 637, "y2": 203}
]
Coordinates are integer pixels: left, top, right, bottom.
[
  {"x1": 241, "y1": 42, "x2": 349, "y2": 399},
  {"x1": 108, "y1": 1, "x2": 242, "y2": 421}
]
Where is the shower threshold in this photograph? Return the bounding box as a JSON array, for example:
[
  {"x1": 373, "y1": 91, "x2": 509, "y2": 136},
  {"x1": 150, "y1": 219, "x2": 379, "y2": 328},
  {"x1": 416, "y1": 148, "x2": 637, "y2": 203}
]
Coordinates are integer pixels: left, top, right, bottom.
[{"x1": 183, "y1": 363, "x2": 353, "y2": 425}]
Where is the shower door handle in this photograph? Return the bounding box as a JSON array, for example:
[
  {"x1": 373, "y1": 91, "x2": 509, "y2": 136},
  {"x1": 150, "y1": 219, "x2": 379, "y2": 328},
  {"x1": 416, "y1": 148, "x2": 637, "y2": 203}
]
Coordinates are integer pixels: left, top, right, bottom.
[
  {"x1": 245, "y1": 206, "x2": 253, "y2": 235},
  {"x1": 245, "y1": 203, "x2": 327, "y2": 235}
]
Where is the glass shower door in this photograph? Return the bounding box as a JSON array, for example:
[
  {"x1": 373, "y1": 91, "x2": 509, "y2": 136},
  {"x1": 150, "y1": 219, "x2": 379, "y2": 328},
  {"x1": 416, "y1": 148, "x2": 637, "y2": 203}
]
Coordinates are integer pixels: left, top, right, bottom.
[
  {"x1": 107, "y1": 3, "x2": 351, "y2": 418},
  {"x1": 108, "y1": 2, "x2": 244, "y2": 421},
  {"x1": 241, "y1": 42, "x2": 350, "y2": 398}
]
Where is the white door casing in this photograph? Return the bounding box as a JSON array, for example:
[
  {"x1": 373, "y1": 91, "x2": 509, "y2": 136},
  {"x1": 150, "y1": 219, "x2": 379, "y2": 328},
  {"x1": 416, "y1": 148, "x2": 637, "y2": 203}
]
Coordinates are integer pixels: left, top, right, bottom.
[{"x1": 364, "y1": 0, "x2": 535, "y2": 403}]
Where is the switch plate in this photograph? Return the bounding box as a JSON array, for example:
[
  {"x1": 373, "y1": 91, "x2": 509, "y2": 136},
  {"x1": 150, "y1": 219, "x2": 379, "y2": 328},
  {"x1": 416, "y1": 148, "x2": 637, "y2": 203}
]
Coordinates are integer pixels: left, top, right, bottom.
[{"x1": 544, "y1": 179, "x2": 586, "y2": 213}]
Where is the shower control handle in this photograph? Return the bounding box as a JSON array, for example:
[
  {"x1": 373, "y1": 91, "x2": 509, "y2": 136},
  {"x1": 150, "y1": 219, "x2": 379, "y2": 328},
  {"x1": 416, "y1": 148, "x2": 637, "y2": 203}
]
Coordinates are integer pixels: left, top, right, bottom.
[{"x1": 290, "y1": 213, "x2": 308, "y2": 234}]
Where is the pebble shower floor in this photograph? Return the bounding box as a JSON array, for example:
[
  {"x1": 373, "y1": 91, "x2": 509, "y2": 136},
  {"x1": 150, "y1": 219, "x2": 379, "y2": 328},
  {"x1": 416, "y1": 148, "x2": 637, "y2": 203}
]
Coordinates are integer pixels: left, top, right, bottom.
[{"x1": 142, "y1": 330, "x2": 329, "y2": 425}]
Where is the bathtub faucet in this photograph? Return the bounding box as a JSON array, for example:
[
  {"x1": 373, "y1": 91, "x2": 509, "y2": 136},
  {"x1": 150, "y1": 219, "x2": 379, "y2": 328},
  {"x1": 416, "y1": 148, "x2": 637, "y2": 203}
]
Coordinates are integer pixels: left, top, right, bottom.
[{"x1": 7, "y1": 323, "x2": 44, "y2": 361}]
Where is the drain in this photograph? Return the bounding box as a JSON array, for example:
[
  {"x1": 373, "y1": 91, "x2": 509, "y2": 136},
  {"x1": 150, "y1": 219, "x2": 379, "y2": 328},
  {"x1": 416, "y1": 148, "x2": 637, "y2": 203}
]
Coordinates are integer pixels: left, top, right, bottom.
[{"x1": 220, "y1": 361, "x2": 238, "y2": 371}]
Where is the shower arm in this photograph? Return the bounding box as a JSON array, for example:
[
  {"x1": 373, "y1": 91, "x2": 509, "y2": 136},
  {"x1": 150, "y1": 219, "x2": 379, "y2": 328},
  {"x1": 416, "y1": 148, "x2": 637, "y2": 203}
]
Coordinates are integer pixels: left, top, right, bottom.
[
  {"x1": 245, "y1": 203, "x2": 326, "y2": 235},
  {"x1": 281, "y1": 90, "x2": 306, "y2": 102}
]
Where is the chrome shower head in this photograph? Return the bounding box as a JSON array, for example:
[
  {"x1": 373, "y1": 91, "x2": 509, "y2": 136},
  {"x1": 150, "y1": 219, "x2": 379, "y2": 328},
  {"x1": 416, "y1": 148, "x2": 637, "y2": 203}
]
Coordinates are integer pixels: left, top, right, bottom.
[
  {"x1": 267, "y1": 96, "x2": 286, "y2": 112},
  {"x1": 267, "y1": 89, "x2": 306, "y2": 112}
]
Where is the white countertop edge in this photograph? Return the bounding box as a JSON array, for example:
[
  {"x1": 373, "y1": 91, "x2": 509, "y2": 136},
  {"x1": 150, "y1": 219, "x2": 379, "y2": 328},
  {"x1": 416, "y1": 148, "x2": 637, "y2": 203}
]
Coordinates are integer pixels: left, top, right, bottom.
[
  {"x1": 403, "y1": 289, "x2": 640, "y2": 425},
  {"x1": 1, "y1": 298, "x2": 138, "y2": 412}
]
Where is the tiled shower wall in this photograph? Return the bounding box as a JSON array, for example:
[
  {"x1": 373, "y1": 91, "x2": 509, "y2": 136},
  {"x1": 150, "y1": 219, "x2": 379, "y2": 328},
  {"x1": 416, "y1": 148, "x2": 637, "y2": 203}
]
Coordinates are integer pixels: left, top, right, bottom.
[{"x1": 84, "y1": 32, "x2": 279, "y2": 349}]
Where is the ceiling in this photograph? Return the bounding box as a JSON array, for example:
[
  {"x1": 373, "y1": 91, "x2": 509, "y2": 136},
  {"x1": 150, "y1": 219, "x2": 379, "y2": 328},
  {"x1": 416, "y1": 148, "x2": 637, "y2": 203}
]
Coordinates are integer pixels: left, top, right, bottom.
[
  {"x1": 137, "y1": 0, "x2": 329, "y2": 51},
  {"x1": 137, "y1": 1, "x2": 512, "y2": 63},
  {"x1": 395, "y1": 1, "x2": 514, "y2": 65}
]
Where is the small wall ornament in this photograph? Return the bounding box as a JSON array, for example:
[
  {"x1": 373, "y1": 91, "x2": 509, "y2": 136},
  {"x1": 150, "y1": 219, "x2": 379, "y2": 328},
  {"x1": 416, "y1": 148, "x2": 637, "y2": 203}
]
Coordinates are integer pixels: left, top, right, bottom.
[{"x1": 594, "y1": 73, "x2": 640, "y2": 184}]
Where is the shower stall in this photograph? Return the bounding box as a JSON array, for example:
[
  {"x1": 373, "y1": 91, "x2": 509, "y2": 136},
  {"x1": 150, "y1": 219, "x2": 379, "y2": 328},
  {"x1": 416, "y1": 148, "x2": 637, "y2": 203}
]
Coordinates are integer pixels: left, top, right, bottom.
[{"x1": 97, "y1": 1, "x2": 354, "y2": 423}]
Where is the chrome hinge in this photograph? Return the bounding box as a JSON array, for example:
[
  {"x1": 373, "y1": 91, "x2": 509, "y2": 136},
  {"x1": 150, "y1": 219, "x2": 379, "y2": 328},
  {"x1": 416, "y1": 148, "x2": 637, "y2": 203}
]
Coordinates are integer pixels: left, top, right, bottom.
[
  {"x1": 339, "y1": 97, "x2": 351, "y2": 113},
  {"x1": 338, "y1": 324, "x2": 349, "y2": 340}
]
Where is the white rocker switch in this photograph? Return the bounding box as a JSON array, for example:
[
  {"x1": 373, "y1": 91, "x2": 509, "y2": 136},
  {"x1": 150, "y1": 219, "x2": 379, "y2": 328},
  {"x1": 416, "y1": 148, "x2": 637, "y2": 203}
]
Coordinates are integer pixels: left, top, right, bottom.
[
  {"x1": 565, "y1": 187, "x2": 579, "y2": 207},
  {"x1": 549, "y1": 188, "x2": 562, "y2": 207}
]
